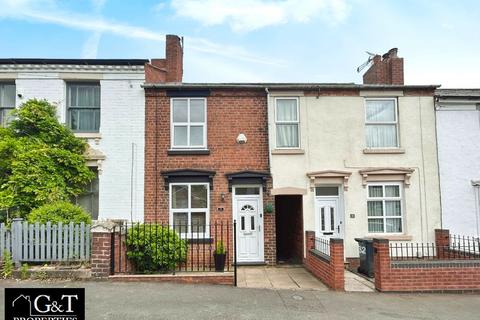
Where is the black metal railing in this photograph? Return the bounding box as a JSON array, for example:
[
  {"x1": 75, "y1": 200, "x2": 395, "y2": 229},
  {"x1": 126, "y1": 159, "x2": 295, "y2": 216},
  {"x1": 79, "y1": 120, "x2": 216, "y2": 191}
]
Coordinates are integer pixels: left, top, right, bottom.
[
  {"x1": 111, "y1": 221, "x2": 236, "y2": 275},
  {"x1": 390, "y1": 235, "x2": 480, "y2": 261},
  {"x1": 314, "y1": 237, "x2": 330, "y2": 256}
]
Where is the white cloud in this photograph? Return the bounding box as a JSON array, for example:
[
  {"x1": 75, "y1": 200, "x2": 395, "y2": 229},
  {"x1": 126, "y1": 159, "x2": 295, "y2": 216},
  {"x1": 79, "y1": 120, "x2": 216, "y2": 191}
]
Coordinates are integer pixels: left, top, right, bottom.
[
  {"x1": 0, "y1": 0, "x2": 283, "y2": 65},
  {"x1": 170, "y1": 0, "x2": 350, "y2": 32},
  {"x1": 82, "y1": 31, "x2": 103, "y2": 59}
]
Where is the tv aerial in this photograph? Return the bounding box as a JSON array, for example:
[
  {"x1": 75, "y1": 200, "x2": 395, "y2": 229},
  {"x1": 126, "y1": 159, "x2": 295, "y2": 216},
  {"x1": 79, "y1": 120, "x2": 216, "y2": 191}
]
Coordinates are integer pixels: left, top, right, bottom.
[{"x1": 356, "y1": 51, "x2": 377, "y2": 73}]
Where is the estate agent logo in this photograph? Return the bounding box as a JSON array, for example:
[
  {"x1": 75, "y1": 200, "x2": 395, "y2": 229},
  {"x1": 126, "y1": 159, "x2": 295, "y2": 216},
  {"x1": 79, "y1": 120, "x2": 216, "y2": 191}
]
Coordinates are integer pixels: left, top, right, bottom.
[{"x1": 5, "y1": 288, "x2": 85, "y2": 320}]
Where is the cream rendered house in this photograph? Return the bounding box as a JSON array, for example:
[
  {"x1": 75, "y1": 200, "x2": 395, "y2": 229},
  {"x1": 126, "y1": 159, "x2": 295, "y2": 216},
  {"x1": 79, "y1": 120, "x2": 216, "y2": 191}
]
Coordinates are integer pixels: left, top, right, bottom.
[{"x1": 268, "y1": 50, "x2": 442, "y2": 262}]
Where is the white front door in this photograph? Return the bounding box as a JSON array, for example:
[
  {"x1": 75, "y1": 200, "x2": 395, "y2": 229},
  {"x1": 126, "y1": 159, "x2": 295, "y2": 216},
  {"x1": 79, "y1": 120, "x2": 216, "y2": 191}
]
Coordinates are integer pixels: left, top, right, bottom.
[
  {"x1": 315, "y1": 198, "x2": 342, "y2": 239},
  {"x1": 235, "y1": 197, "x2": 263, "y2": 262}
]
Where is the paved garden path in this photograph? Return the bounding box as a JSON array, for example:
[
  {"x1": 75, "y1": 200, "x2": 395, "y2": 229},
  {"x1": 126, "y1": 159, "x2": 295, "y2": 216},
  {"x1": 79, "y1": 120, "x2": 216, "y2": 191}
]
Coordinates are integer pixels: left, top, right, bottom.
[{"x1": 1, "y1": 279, "x2": 480, "y2": 319}]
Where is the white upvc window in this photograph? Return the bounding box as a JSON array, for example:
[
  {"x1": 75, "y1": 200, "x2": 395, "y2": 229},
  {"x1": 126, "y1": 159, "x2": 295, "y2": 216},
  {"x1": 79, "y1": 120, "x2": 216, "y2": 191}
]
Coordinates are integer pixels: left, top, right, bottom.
[
  {"x1": 169, "y1": 182, "x2": 210, "y2": 236},
  {"x1": 367, "y1": 182, "x2": 403, "y2": 233},
  {"x1": 275, "y1": 97, "x2": 299, "y2": 148},
  {"x1": 171, "y1": 98, "x2": 207, "y2": 149},
  {"x1": 0, "y1": 83, "x2": 16, "y2": 127},
  {"x1": 365, "y1": 98, "x2": 399, "y2": 148}
]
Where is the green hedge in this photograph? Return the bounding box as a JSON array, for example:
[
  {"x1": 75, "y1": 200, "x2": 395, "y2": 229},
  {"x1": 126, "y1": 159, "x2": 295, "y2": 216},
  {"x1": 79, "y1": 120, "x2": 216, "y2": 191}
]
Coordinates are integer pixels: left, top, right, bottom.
[
  {"x1": 126, "y1": 224, "x2": 188, "y2": 273},
  {"x1": 28, "y1": 201, "x2": 92, "y2": 224}
]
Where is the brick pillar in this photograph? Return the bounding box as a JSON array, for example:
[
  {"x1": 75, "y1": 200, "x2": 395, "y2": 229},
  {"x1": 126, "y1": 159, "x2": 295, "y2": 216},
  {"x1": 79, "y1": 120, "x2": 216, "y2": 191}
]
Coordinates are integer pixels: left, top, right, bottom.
[
  {"x1": 435, "y1": 229, "x2": 450, "y2": 259},
  {"x1": 373, "y1": 238, "x2": 390, "y2": 292},
  {"x1": 305, "y1": 231, "x2": 315, "y2": 250},
  {"x1": 91, "y1": 221, "x2": 117, "y2": 278},
  {"x1": 329, "y1": 238, "x2": 345, "y2": 291}
]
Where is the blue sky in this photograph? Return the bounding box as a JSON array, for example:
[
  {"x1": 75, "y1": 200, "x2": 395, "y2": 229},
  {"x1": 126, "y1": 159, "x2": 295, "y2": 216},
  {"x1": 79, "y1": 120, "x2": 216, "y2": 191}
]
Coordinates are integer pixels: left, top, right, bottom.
[{"x1": 1, "y1": 0, "x2": 479, "y2": 87}]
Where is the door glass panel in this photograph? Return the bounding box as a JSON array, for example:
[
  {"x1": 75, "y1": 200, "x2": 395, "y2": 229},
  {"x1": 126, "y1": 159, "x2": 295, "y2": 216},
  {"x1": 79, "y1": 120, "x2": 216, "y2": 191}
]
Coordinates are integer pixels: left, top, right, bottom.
[
  {"x1": 251, "y1": 216, "x2": 255, "y2": 231},
  {"x1": 315, "y1": 186, "x2": 339, "y2": 196},
  {"x1": 241, "y1": 216, "x2": 245, "y2": 231},
  {"x1": 235, "y1": 187, "x2": 260, "y2": 195},
  {"x1": 321, "y1": 207, "x2": 325, "y2": 231},
  {"x1": 330, "y1": 207, "x2": 335, "y2": 231}
]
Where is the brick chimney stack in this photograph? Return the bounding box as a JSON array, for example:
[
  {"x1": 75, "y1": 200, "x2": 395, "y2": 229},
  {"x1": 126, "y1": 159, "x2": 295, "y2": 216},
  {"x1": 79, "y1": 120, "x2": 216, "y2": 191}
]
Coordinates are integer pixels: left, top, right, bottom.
[
  {"x1": 145, "y1": 34, "x2": 183, "y2": 83},
  {"x1": 362, "y1": 48, "x2": 404, "y2": 85}
]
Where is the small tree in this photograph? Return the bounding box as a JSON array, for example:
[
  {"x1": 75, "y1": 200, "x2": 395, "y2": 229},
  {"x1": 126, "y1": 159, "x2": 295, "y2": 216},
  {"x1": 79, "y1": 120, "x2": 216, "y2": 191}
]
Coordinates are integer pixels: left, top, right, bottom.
[{"x1": 0, "y1": 99, "x2": 94, "y2": 220}]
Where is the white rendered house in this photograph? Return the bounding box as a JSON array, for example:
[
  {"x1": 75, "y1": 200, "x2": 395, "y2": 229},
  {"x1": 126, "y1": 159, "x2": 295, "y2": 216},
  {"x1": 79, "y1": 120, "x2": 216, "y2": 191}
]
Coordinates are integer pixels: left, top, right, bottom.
[
  {"x1": 436, "y1": 89, "x2": 480, "y2": 237},
  {"x1": 0, "y1": 58, "x2": 147, "y2": 221}
]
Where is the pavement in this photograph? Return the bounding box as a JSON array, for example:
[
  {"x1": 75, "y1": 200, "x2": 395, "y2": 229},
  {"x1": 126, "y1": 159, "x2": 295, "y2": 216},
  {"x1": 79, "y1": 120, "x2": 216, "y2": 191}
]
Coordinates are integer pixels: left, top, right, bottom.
[
  {"x1": 344, "y1": 270, "x2": 375, "y2": 292},
  {"x1": 237, "y1": 265, "x2": 328, "y2": 290},
  {"x1": 1, "y1": 279, "x2": 480, "y2": 320}
]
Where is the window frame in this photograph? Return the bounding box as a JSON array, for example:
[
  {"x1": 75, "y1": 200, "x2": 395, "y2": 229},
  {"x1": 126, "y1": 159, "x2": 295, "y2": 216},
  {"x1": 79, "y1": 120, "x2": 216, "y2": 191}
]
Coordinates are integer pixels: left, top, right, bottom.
[
  {"x1": 366, "y1": 182, "x2": 404, "y2": 234},
  {"x1": 0, "y1": 83, "x2": 16, "y2": 127},
  {"x1": 170, "y1": 97, "x2": 207, "y2": 150},
  {"x1": 169, "y1": 182, "x2": 210, "y2": 237},
  {"x1": 274, "y1": 97, "x2": 300, "y2": 149},
  {"x1": 67, "y1": 82, "x2": 101, "y2": 133},
  {"x1": 75, "y1": 168, "x2": 99, "y2": 220},
  {"x1": 364, "y1": 97, "x2": 400, "y2": 149}
]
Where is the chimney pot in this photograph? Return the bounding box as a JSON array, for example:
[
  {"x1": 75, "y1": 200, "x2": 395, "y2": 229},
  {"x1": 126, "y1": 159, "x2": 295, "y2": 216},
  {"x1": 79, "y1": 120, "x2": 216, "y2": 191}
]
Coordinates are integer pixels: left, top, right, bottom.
[{"x1": 362, "y1": 48, "x2": 404, "y2": 85}]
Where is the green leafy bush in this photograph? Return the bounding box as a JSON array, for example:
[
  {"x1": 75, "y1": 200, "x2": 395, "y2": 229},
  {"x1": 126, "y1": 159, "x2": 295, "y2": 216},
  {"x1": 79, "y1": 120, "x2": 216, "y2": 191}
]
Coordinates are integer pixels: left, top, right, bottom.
[
  {"x1": 0, "y1": 99, "x2": 94, "y2": 218},
  {"x1": 126, "y1": 224, "x2": 188, "y2": 273},
  {"x1": 20, "y1": 263, "x2": 29, "y2": 280},
  {"x1": 2, "y1": 251, "x2": 14, "y2": 279},
  {"x1": 28, "y1": 201, "x2": 91, "y2": 224}
]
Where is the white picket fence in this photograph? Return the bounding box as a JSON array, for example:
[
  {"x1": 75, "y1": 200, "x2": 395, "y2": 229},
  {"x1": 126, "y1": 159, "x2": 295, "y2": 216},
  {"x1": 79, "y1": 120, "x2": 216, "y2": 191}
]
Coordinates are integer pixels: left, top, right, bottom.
[{"x1": 0, "y1": 218, "x2": 91, "y2": 265}]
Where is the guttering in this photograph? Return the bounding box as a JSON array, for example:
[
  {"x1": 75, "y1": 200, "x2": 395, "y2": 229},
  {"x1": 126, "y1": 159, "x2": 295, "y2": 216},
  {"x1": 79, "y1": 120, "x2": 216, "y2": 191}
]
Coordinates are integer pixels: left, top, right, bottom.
[
  {"x1": 0, "y1": 58, "x2": 149, "y2": 66},
  {"x1": 142, "y1": 83, "x2": 440, "y2": 90}
]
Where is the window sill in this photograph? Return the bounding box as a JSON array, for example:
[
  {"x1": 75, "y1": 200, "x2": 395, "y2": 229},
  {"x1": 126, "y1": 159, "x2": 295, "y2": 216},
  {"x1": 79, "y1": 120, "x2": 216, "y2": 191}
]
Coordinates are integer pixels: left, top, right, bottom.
[
  {"x1": 363, "y1": 148, "x2": 405, "y2": 154},
  {"x1": 367, "y1": 234, "x2": 413, "y2": 241},
  {"x1": 74, "y1": 132, "x2": 102, "y2": 139},
  {"x1": 271, "y1": 149, "x2": 305, "y2": 155},
  {"x1": 168, "y1": 149, "x2": 210, "y2": 156},
  {"x1": 186, "y1": 238, "x2": 213, "y2": 244}
]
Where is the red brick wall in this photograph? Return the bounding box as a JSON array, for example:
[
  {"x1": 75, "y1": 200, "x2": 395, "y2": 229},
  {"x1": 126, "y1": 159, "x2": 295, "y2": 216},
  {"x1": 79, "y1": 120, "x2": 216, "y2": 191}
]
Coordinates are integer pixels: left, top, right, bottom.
[
  {"x1": 374, "y1": 238, "x2": 480, "y2": 292},
  {"x1": 363, "y1": 49, "x2": 404, "y2": 85},
  {"x1": 144, "y1": 88, "x2": 276, "y2": 264},
  {"x1": 303, "y1": 231, "x2": 344, "y2": 291},
  {"x1": 91, "y1": 232, "x2": 112, "y2": 278}
]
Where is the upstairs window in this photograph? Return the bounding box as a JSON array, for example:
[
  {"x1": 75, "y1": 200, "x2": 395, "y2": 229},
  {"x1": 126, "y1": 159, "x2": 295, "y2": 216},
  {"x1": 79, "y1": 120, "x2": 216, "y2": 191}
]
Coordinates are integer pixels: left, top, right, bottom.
[
  {"x1": 0, "y1": 83, "x2": 16, "y2": 127},
  {"x1": 365, "y1": 98, "x2": 399, "y2": 148},
  {"x1": 67, "y1": 83, "x2": 100, "y2": 132},
  {"x1": 171, "y1": 98, "x2": 206, "y2": 149},
  {"x1": 275, "y1": 98, "x2": 299, "y2": 148}
]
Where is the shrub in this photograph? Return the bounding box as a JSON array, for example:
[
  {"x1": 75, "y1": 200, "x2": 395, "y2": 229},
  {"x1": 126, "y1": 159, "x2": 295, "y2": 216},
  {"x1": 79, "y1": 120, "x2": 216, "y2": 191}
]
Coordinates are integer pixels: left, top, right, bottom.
[
  {"x1": 126, "y1": 224, "x2": 188, "y2": 273},
  {"x1": 214, "y1": 241, "x2": 226, "y2": 254},
  {"x1": 2, "y1": 251, "x2": 14, "y2": 279},
  {"x1": 20, "y1": 263, "x2": 29, "y2": 280},
  {"x1": 28, "y1": 201, "x2": 91, "y2": 225}
]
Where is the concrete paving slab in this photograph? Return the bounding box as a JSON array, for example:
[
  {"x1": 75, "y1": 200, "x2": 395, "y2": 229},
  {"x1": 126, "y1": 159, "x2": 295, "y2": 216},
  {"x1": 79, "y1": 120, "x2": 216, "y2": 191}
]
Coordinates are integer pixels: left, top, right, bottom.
[{"x1": 344, "y1": 270, "x2": 375, "y2": 292}]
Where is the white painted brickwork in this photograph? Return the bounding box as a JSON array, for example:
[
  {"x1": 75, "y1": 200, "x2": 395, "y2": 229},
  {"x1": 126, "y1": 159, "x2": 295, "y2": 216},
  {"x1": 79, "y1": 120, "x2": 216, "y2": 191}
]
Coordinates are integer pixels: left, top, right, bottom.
[{"x1": 6, "y1": 68, "x2": 145, "y2": 221}]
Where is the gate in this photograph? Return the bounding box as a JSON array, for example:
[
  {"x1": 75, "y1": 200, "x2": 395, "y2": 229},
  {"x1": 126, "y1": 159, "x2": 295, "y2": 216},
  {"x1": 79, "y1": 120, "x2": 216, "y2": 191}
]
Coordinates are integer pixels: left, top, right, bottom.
[
  {"x1": 110, "y1": 221, "x2": 237, "y2": 284},
  {"x1": 0, "y1": 218, "x2": 91, "y2": 266}
]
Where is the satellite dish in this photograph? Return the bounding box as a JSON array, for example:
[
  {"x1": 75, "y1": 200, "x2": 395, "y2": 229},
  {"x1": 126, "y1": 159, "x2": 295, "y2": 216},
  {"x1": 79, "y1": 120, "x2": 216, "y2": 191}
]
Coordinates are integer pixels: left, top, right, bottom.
[{"x1": 356, "y1": 51, "x2": 377, "y2": 73}]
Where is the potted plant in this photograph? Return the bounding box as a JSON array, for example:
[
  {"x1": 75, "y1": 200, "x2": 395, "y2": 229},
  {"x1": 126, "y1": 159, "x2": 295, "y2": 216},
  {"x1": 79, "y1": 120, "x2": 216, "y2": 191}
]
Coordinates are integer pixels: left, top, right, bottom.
[{"x1": 213, "y1": 241, "x2": 227, "y2": 272}]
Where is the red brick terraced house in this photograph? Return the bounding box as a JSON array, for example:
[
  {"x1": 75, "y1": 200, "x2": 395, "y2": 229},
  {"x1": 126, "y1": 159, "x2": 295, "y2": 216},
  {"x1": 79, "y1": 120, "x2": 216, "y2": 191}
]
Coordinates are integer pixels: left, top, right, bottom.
[{"x1": 144, "y1": 37, "x2": 276, "y2": 264}]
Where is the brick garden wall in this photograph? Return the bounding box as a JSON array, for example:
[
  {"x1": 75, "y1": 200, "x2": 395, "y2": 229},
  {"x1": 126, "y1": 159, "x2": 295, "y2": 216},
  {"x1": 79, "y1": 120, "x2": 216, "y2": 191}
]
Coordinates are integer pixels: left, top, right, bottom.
[
  {"x1": 144, "y1": 88, "x2": 276, "y2": 264},
  {"x1": 374, "y1": 231, "x2": 480, "y2": 292},
  {"x1": 303, "y1": 231, "x2": 344, "y2": 291}
]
